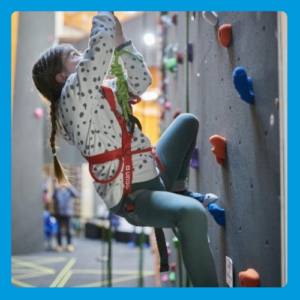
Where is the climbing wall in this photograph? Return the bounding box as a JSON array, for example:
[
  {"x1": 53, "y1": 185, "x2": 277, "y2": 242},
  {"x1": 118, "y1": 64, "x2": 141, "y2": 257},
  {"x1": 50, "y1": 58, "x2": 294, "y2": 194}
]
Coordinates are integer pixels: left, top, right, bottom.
[{"x1": 159, "y1": 11, "x2": 280, "y2": 287}]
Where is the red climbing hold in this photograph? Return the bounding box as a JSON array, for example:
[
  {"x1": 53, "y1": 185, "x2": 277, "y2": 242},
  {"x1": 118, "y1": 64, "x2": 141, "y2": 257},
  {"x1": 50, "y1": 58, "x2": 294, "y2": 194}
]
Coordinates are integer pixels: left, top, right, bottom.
[
  {"x1": 173, "y1": 108, "x2": 181, "y2": 119},
  {"x1": 176, "y1": 52, "x2": 184, "y2": 64},
  {"x1": 218, "y1": 24, "x2": 232, "y2": 48},
  {"x1": 209, "y1": 135, "x2": 227, "y2": 166},
  {"x1": 172, "y1": 13, "x2": 178, "y2": 25},
  {"x1": 239, "y1": 268, "x2": 260, "y2": 287}
]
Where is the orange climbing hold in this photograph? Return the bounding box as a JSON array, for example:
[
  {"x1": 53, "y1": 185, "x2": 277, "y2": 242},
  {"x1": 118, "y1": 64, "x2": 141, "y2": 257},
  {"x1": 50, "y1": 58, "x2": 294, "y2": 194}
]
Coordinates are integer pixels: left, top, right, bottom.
[
  {"x1": 218, "y1": 24, "x2": 232, "y2": 48},
  {"x1": 209, "y1": 135, "x2": 227, "y2": 165},
  {"x1": 239, "y1": 268, "x2": 260, "y2": 287}
]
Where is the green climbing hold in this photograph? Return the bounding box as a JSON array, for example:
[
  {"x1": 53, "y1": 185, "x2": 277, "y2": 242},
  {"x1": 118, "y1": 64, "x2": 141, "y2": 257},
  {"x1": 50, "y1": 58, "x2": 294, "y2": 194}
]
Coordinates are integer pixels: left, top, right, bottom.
[
  {"x1": 169, "y1": 271, "x2": 176, "y2": 282},
  {"x1": 173, "y1": 236, "x2": 179, "y2": 248}
]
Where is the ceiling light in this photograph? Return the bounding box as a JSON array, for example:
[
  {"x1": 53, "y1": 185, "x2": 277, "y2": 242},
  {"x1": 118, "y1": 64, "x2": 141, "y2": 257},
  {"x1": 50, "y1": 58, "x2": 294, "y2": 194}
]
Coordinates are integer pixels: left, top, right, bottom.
[{"x1": 143, "y1": 33, "x2": 155, "y2": 45}]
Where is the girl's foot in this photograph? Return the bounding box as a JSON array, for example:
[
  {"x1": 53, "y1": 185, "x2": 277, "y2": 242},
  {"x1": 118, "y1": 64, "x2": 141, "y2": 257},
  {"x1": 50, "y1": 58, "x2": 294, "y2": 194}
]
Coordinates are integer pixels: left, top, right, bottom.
[{"x1": 178, "y1": 190, "x2": 218, "y2": 207}]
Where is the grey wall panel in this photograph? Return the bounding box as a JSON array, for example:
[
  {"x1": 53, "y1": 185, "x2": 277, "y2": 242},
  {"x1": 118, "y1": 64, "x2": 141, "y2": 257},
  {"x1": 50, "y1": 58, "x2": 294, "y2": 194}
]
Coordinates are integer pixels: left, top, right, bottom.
[
  {"x1": 12, "y1": 12, "x2": 56, "y2": 254},
  {"x1": 122, "y1": 12, "x2": 157, "y2": 67},
  {"x1": 161, "y1": 11, "x2": 280, "y2": 287}
]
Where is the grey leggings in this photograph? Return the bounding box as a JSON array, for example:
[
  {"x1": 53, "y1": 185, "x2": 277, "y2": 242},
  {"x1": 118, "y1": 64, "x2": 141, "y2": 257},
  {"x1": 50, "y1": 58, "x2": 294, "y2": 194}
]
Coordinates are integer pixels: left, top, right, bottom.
[{"x1": 112, "y1": 113, "x2": 218, "y2": 287}]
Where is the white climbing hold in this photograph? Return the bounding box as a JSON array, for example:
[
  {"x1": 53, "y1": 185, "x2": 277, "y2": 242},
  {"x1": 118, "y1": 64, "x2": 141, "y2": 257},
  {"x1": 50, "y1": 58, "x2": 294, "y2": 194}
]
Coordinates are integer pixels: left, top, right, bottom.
[
  {"x1": 202, "y1": 11, "x2": 218, "y2": 26},
  {"x1": 202, "y1": 193, "x2": 218, "y2": 207}
]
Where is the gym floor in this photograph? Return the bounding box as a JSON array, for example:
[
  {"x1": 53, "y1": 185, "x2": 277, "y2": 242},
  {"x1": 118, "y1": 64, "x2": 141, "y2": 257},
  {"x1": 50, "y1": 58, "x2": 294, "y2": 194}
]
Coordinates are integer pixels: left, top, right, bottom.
[{"x1": 11, "y1": 236, "x2": 158, "y2": 288}]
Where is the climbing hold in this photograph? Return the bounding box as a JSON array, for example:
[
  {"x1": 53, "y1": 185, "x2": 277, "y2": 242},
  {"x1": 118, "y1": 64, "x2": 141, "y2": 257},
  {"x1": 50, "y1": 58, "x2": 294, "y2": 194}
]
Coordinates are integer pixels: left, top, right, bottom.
[
  {"x1": 189, "y1": 147, "x2": 199, "y2": 169},
  {"x1": 163, "y1": 44, "x2": 180, "y2": 72},
  {"x1": 215, "y1": 156, "x2": 224, "y2": 165},
  {"x1": 233, "y1": 67, "x2": 255, "y2": 104},
  {"x1": 169, "y1": 262, "x2": 176, "y2": 282},
  {"x1": 202, "y1": 11, "x2": 218, "y2": 26},
  {"x1": 165, "y1": 57, "x2": 177, "y2": 73},
  {"x1": 34, "y1": 107, "x2": 43, "y2": 118},
  {"x1": 209, "y1": 135, "x2": 227, "y2": 166},
  {"x1": 188, "y1": 43, "x2": 193, "y2": 62},
  {"x1": 173, "y1": 108, "x2": 181, "y2": 119},
  {"x1": 172, "y1": 13, "x2": 178, "y2": 25},
  {"x1": 176, "y1": 52, "x2": 184, "y2": 64},
  {"x1": 162, "y1": 273, "x2": 169, "y2": 282},
  {"x1": 208, "y1": 203, "x2": 226, "y2": 226},
  {"x1": 160, "y1": 110, "x2": 165, "y2": 121},
  {"x1": 160, "y1": 15, "x2": 173, "y2": 27},
  {"x1": 163, "y1": 101, "x2": 172, "y2": 110},
  {"x1": 169, "y1": 271, "x2": 176, "y2": 282},
  {"x1": 172, "y1": 236, "x2": 179, "y2": 249},
  {"x1": 218, "y1": 24, "x2": 232, "y2": 48},
  {"x1": 239, "y1": 268, "x2": 260, "y2": 287}
]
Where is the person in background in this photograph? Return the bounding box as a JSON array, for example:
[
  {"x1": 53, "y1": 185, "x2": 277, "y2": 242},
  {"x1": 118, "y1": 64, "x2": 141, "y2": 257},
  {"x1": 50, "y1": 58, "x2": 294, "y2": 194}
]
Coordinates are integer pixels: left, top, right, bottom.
[
  {"x1": 43, "y1": 203, "x2": 58, "y2": 250},
  {"x1": 53, "y1": 183, "x2": 80, "y2": 252}
]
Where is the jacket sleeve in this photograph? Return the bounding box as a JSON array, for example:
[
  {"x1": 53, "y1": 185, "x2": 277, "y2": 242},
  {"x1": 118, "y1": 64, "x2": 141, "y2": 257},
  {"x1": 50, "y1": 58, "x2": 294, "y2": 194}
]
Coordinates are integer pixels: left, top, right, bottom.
[
  {"x1": 116, "y1": 41, "x2": 152, "y2": 96},
  {"x1": 63, "y1": 12, "x2": 116, "y2": 104}
]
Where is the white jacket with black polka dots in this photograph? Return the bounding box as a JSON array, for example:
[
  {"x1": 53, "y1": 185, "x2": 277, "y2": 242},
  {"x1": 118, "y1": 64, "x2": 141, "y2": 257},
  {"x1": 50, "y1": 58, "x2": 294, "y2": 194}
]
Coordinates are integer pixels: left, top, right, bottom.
[{"x1": 57, "y1": 12, "x2": 159, "y2": 209}]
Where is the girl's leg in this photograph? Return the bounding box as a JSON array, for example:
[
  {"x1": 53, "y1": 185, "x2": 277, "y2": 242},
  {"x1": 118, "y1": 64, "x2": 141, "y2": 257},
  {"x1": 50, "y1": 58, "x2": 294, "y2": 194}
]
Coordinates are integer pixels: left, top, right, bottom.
[
  {"x1": 131, "y1": 190, "x2": 218, "y2": 287},
  {"x1": 155, "y1": 113, "x2": 199, "y2": 191}
]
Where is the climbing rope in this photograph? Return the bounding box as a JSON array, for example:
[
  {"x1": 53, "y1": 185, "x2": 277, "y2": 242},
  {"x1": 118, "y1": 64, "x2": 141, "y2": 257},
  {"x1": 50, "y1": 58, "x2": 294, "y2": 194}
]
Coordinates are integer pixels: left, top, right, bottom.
[{"x1": 110, "y1": 48, "x2": 143, "y2": 134}]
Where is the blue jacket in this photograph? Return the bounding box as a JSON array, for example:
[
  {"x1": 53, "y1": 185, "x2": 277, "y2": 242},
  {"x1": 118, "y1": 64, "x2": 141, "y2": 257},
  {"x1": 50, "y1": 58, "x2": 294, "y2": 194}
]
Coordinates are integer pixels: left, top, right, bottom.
[{"x1": 53, "y1": 186, "x2": 79, "y2": 217}]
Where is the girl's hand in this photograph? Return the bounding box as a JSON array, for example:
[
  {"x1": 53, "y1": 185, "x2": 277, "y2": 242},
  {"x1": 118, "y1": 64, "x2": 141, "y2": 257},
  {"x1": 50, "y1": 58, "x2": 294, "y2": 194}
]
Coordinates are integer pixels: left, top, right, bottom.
[{"x1": 114, "y1": 15, "x2": 127, "y2": 47}]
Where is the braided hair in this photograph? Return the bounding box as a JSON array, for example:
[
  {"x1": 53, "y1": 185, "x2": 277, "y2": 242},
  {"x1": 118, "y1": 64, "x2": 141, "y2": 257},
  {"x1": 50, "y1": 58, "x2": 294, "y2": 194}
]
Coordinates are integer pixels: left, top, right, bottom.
[{"x1": 32, "y1": 44, "x2": 74, "y2": 184}]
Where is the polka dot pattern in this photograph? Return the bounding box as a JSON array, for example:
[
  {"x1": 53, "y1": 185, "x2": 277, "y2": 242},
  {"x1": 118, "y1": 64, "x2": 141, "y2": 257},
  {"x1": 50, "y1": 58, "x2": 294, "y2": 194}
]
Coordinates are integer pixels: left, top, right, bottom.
[{"x1": 57, "y1": 12, "x2": 158, "y2": 209}]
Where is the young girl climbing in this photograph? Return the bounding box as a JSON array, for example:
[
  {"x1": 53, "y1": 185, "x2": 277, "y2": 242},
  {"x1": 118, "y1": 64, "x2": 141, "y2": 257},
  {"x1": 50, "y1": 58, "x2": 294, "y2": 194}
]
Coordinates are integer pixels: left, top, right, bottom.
[{"x1": 32, "y1": 11, "x2": 220, "y2": 287}]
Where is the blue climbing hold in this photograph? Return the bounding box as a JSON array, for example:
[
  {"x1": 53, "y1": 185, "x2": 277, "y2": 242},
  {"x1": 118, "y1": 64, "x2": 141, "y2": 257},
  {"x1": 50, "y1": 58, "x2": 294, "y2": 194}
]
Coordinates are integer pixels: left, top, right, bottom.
[
  {"x1": 208, "y1": 203, "x2": 226, "y2": 226},
  {"x1": 233, "y1": 67, "x2": 254, "y2": 104}
]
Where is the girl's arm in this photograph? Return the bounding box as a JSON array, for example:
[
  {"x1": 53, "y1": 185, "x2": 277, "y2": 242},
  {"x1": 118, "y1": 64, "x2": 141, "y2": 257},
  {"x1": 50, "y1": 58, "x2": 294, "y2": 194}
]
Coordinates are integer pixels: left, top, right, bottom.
[
  {"x1": 107, "y1": 15, "x2": 152, "y2": 97},
  {"x1": 118, "y1": 42, "x2": 152, "y2": 97},
  {"x1": 64, "y1": 12, "x2": 116, "y2": 103}
]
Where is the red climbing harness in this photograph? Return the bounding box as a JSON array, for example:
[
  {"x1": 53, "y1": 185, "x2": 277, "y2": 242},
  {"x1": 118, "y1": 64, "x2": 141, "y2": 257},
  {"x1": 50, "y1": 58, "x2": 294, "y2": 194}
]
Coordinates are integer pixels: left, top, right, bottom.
[
  {"x1": 83, "y1": 86, "x2": 169, "y2": 273},
  {"x1": 83, "y1": 85, "x2": 164, "y2": 196}
]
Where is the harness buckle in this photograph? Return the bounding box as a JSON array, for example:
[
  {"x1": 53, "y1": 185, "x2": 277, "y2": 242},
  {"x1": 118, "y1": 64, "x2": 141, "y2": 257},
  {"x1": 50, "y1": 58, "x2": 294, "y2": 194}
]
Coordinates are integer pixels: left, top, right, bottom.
[{"x1": 124, "y1": 148, "x2": 131, "y2": 156}]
